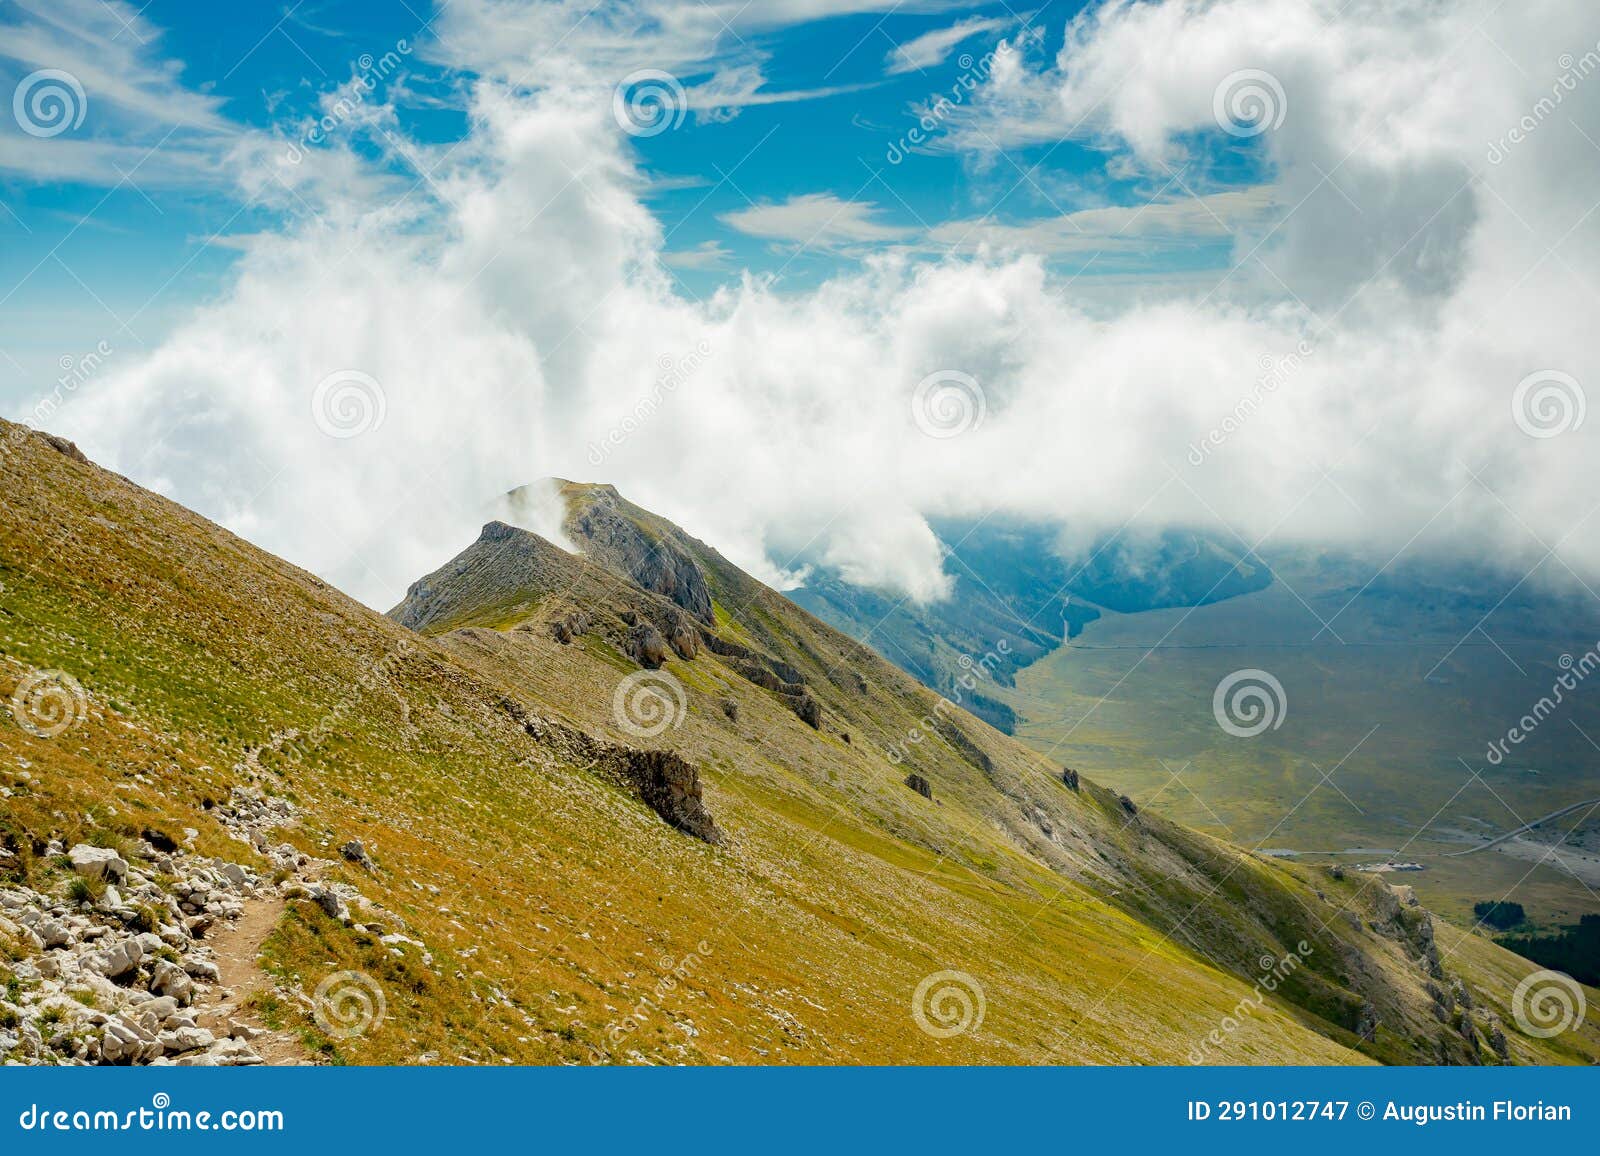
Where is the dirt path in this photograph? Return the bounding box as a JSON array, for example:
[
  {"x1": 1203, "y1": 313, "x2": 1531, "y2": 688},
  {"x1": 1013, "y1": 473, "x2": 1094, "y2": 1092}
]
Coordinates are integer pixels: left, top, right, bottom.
[{"x1": 193, "y1": 894, "x2": 313, "y2": 1065}]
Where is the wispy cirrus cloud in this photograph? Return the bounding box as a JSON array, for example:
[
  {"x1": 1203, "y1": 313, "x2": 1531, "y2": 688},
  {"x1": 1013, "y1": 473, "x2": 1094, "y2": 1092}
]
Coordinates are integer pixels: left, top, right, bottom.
[
  {"x1": 885, "y1": 14, "x2": 1015, "y2": 75},
  {"x1": 0, "y1": 0, "x2": 236, "y2": 185}
]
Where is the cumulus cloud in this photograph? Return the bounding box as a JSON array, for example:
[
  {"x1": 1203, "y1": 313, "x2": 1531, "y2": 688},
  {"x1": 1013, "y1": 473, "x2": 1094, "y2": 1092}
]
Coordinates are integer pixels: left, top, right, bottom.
[{"x1": 56, "y1": 0, "x2": 1600, "y2": 614}]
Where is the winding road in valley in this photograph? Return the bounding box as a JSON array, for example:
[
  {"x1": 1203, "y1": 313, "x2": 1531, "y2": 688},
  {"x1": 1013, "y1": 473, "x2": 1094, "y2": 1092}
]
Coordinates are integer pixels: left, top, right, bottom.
[{"x1": 1444, "y1": 797, "x2": 1600, "y2": 856}]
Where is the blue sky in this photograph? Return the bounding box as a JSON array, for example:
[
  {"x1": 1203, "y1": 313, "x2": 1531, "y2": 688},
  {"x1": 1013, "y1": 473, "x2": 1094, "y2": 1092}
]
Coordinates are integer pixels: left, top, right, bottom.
[
  {"x1": 0, "y1": 0, "x2": 1278, "y2": 409},
  {"x1": 0, "y1": 0, "x2": 1588, "y2": 615}
]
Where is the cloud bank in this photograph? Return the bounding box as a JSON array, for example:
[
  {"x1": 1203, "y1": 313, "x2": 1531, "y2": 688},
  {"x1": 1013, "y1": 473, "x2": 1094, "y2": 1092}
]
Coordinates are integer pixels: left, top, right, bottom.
[{"x1": 58, "y1": 0, "x2": 1600, "y2": 612}]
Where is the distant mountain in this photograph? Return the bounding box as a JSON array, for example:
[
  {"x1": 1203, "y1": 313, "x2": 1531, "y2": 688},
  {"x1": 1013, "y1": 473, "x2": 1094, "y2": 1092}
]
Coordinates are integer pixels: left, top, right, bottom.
[
  {"x1": 787, "y1": 518, "x2": 1271, "y2": 731},
  {"x1": 3, "y1": 436, "x2": 1594, "y2": 1066}
]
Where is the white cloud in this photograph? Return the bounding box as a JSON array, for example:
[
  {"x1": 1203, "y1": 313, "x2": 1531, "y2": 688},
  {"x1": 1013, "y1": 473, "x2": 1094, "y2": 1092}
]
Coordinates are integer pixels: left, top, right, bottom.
[
  {"x1": 0, "y1": 0, "x2": 236, "y2": 185},
  {"x1": 663, "y1": 240, "x2": 735, "y2": 270},
  {"x1": 885, "y1": 15, "x2": 1014, "y2": 76},
  {"x1": 721, "y1": 193, "x2": 915, "y2": 247},
  {"x1": 50, "y1": 0, "x2": 1600, "y2": 614}
]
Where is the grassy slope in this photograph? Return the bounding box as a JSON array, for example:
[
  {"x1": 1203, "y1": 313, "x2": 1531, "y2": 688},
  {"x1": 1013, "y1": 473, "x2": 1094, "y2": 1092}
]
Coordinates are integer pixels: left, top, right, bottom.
[
  {"x1": 1001, "y1": 552, "x2": 1600, "y2": 929},
  {"x1": 0, "y1": 428, "x2": 1593, "y2": 1064}
]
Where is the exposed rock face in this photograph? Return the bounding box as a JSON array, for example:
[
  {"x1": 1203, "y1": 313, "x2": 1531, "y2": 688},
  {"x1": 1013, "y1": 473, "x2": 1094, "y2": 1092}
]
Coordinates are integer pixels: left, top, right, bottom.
[
  {"x1": 603, "y1": 748, "x2": 722, "y2": 845},
  {"x1": 627, "y1": 623, "x2": 669, "y2": 669},
  {"x1": 550, "y1": 609, "x2": 591, "y2": 644},
  {"x1": 701, "y1": 632, "x2": 822, "y2": 729},
  {"x1": 500, "y1": 698, "x2": 721, "y2": 844},
  {"x1": 566, "y1": 496, "x2": 714, "y2": 625},
  {"x1": 1117, "y1": 795, "x2": 1138, "y2": 816},
  {"x1": 661, "y1": 607, "x2": 701, "y2": 660},
  {"x1": 904, "y1": 773, "x2": 933, "y2": 799},
  {"x1": 1060, "y1": 767, "x2": 1080, "y2": 792}
]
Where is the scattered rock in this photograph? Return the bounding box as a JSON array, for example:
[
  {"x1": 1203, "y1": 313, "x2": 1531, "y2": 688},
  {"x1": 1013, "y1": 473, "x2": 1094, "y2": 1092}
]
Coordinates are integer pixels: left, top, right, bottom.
[
  {"x1": 68, "y1": 845, "x2": 128, "y2": 883},
  {"x1": 340, "y1": 839, "x2": 374, "y2": 871}
]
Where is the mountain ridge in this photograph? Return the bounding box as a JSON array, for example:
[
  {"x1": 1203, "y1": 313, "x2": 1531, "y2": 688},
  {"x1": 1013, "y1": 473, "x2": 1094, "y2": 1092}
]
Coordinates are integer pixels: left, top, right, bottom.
[{"x1": 1, "y1": 426, "x2": 1594, "y2": 1065}]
